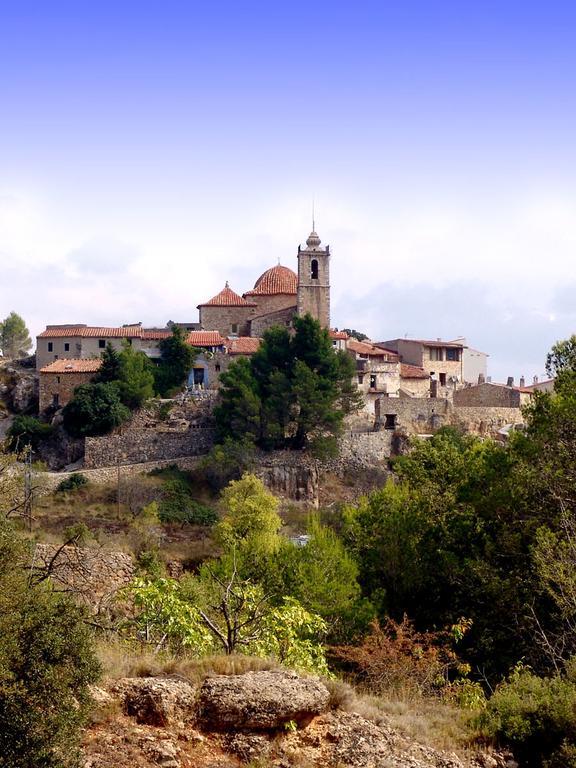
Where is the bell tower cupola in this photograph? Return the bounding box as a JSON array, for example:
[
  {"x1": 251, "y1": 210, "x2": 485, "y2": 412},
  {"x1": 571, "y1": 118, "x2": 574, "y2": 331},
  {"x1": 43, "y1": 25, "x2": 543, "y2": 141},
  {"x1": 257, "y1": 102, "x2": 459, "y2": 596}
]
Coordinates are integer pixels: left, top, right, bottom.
[{"x1": 296, "y1": 228, "x2": 330, "y2": 328}]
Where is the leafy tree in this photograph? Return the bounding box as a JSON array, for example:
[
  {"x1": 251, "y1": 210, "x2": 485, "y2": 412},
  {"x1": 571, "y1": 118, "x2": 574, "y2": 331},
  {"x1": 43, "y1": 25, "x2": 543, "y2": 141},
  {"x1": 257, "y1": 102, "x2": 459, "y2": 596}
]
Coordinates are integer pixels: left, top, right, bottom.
[
  {"x1": 0, "y1": 517, "x2": 100, "y2": 768},
  {"x1": 273, "y1": 514, "x2": 369, "y2": 641},
  {"x1": 0, "y1": 312, "x2": 32, "y2": 359},
  {"x1": 95, "y1": 342, "x2": 122, "y2": 383},
  {"x1": 155, "y1": 326, "x2": 197, "y2": 396},
  {"x1": 62, "y1": 382, "x2": 131, "y2": 437},
  {"x1": 546, "y1": 334, "x2": 576, "y2": 379},
  {"x1": 198, "y1": 436, "x2": 256, "y2": 492},
  {"x1": 215, "y1": 474, "x2": 282, "y2": 565}
]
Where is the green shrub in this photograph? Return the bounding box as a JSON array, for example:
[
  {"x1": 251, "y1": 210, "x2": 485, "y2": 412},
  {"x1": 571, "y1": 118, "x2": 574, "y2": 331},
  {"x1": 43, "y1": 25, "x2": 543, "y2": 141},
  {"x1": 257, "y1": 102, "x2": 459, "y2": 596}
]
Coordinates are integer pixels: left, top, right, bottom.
[
  {"x1": 63, "y1": 382, "x2": 131, "y2": 437},
  {"x1": 158, "y1": 479, "x2": 217, "y2": 526},
  {"x1": 199, "y1": 437, "x2": 256, "y2": 493},
  {"x1": 0, "y1": 519, "x2": 100, "y2": 767},
  {"x1": 56, "y1": 472, "x2": 89, "y2": 493},
  {"x1": 7, "y1": 415, "x2": 53, "y2": 452},
  {"x1": 478, "y1": 665, "x2": 576, "y2": 767}
]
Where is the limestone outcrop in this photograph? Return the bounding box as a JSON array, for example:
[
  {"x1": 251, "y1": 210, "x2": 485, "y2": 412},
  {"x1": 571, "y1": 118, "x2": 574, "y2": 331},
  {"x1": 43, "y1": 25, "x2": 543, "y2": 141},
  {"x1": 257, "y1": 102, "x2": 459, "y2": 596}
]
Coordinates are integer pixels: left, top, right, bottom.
[
  {"x1": 111, "y1": 678, "x2": 197, "y2": 727},
  {"x1": 199, "y1": 670, "x2": 330, "y2": 729}
]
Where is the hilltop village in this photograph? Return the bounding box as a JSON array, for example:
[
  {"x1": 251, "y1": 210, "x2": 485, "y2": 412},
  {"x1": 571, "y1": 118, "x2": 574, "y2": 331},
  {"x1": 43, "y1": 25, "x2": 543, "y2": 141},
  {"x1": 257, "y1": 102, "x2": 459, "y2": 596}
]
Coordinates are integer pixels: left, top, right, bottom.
[{"x1": 33, "y1": 227, "x2": 549, "y2": 451}]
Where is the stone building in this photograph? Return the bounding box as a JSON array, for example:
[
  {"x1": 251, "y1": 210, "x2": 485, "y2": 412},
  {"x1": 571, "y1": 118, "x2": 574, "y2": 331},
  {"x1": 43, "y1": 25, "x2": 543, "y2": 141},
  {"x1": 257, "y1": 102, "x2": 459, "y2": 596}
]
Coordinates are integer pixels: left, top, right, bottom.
[
  {"x1": 36, "y1": 325, "x2": 171, "y2": 370},
  {"x1": 379, "y1": 338, "x2": 468, "y2": 397},
  {"x1": 39, "y1": 358, "x2": 103, "y2": 412},
  {"x1": 195, "y1": 228, "x2": 330, "y2": 337},
  {"x1": 346, "y1": 339, "x2": 401, "y2": 414}
]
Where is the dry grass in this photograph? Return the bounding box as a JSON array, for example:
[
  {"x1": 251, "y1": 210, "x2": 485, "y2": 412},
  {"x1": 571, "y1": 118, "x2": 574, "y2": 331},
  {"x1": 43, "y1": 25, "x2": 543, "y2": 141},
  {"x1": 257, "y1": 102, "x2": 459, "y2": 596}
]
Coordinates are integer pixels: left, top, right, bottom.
[{"x1": 97, "y1": 640, "x2": 279, "y2": 687}]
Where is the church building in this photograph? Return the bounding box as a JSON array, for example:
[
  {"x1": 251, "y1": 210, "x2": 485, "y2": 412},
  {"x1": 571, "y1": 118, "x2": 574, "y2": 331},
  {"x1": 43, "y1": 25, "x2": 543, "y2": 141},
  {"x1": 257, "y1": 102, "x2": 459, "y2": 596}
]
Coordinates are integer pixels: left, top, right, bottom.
[{"x1": 197, "y1": 229, "x2": 330, "y2": 337}]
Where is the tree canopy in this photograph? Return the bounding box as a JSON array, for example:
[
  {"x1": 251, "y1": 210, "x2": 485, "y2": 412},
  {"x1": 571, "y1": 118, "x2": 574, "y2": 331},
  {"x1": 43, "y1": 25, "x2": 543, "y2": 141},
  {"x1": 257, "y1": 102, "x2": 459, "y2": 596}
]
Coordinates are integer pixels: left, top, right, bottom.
[
  {"x1": 155, "y1": 326, "x2": 197, "y2": 396},
  {"x1": 215, "y1": 314, "x2": 361, "y2": 451},
  {"x1": 0, "y1": 312, "x2": 32, "y2": 359}
]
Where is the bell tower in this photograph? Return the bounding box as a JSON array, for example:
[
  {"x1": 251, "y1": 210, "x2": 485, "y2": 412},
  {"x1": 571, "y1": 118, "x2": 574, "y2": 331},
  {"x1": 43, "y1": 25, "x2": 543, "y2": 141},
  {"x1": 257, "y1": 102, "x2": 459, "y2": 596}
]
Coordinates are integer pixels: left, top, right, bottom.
[{"x1": 296, "y1": 229, "x2": 330, "y2": 328}]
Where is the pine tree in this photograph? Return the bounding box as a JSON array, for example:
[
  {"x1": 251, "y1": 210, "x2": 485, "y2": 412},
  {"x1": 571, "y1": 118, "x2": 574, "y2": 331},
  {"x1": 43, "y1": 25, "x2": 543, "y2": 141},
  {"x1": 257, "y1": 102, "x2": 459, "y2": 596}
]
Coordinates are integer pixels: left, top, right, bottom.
[{"x1": 0, "y1": 312, "x2": 32, "y2": 359}]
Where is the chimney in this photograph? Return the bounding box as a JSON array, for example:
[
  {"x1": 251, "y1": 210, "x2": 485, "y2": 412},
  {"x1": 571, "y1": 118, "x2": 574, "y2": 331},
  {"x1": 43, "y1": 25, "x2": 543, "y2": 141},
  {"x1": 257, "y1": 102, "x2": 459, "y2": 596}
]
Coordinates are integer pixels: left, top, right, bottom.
[
  {"x1": 507, "y1": 376, "x2": 514, "y2": 387},
  {"x1": 478, "y1": 373, "x2": 485, "y2": 384},
  {"x1": 520, "y1": 376, "x2": 525, "y2": 388},
  {"x1": 533, "y1": 375, "x2": 539, "y2": 384}
]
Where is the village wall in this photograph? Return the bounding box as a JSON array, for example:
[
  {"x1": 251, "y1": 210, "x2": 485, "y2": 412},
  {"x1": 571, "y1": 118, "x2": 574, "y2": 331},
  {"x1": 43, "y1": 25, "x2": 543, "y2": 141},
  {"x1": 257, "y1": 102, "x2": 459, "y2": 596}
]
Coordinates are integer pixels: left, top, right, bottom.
[{"x1": 452, "y1": 406, "x2": 525, "y2": 434}]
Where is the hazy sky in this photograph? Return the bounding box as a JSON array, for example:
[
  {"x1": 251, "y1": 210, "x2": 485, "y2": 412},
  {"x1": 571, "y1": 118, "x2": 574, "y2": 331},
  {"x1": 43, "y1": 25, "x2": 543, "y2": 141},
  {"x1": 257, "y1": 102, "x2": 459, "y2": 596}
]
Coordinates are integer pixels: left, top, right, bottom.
[{"x1": 1, "y1": 1, "x2": 575, "y2": 381}]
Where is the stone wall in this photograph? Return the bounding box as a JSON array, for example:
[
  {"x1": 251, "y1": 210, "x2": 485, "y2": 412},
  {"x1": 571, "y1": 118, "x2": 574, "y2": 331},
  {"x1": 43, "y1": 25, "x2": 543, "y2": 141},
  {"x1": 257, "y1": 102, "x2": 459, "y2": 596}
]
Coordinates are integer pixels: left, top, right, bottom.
[
  {"x1": 454, "y1": 383, "x2": 522, "y2": 408},
  {"x1": 198, "y1": 304, "x2": 256, "y2": 337},
  {"x1": 83, "y1": 398, "x2": 217, "y2": 469},
  {"x1": 32, "y1": 543, "x2": 134, "y2": 611},
  {"x1": 249, "y1": 306, "x2": 296, "y2": 337},
  {"x1": 452, "y1": 406, "x2": 525, "y2": 435},
  {"x1": 84, "y1": 426, "x2": 215, "y2": 468},
  {"x1": 375, "y1": 396, "x2": 524, "y2": 436}
]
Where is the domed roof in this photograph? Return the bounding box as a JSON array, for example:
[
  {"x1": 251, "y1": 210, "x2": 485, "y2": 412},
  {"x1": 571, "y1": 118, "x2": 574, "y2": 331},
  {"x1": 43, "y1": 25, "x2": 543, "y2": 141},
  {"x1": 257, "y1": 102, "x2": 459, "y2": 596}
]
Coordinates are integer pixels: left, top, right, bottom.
[
  {"x1": 244, "y1": 265, "x2": 297, "y2": 296},
  {"x1": 306, "y1": 230, "x2": 321, "y2": 248}
]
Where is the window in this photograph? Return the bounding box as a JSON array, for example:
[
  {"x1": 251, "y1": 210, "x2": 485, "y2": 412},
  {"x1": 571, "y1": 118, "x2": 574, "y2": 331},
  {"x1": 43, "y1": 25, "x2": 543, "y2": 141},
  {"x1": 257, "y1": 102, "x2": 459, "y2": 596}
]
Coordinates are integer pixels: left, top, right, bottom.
[
  {"x1": 64, "y1": 342, "x2": 70, "y2": 352},
  {"x1": 310, "y1": 259, "x2": 319, "y2": 279},
  {"x1": 384, "y1": 414, "x2": 397, "y2": 430},
  {"x1": 56, "y1": 376, "x2": 61, "y2": 384},
  {"x1": 193, "y1": 368, "x2": 204, "y2": 385},
  {"x1": 98, "y1": 339, "x2": 106, "y2": 348},
  {"x1": 215, "y1": 364, "x2": 221, "y2": 373},
  {"x1": 446, "y1": 348, "x2": 460, "y2": 362},
  {"x1": 429, "y1": 347, "x2": 443, "y2": 361},
  {"x1": 370, "y1": 374, "x2": 377, "y2": 389},
  {"x1": 52, "y1": 394, "x2": 59, "y2": 407},
  {"x1": 357, "y1": 373, "x2": 364, "y2": 384},
  {"x1": 439, "y1": 373, "x2": 447, "y2": 386},
  {"x1": 47, "y1": 342, "x2": 53, "y2": 352},
  {"x1": 231, "y1": 323, "x2": 238, "y2": 334}
]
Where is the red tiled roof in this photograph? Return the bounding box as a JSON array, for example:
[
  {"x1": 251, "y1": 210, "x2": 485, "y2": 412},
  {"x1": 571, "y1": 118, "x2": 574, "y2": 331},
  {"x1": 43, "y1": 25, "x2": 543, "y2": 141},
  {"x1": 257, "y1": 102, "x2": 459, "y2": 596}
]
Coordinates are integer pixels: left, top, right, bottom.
[
  {"x1": 38, "y1": 325, "x2": 143, "y2": 339},
  {"x1": 186, "y1": 331, "x2": 225, "y2": 347},
  {"x1": 225, "y1": 337, "x2": 261, "y2": 355},
  {"x1": 244, "y1": 265, "x2": 297, "y2": 296},
  {"x1": 141, "y1": 329, "x2": 173, "y2": 340},
  {"x1": 348, "y1": 339, "x2": 399, "y2": 360},
  {"x1": 198, "y1": 283, "x2": 257, "y2": 308},
  {"x1": 40, "y1": 359, "x2": 103, "y2": 374},
  {"x1": 330, "y1": 330, "x2": 349, "y2": 340},
  {"x1": 400, "y1": 363, "x2": 429, "y2": 379}
]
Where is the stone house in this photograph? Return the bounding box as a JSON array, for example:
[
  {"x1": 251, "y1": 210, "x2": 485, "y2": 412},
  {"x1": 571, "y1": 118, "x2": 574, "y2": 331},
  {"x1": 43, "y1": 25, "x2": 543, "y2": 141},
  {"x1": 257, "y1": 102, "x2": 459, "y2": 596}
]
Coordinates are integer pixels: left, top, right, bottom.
[
  {"x1": 36, "y1": 325, "x2": 172, "y2": 370},
  {"x1": 378, "y1": 338, "x2": 468, "y2": 396},
  {"x1": 190, "y1": 335, "x2": 261, "y2": 389},
  {"x1": 39, "y1": 358, "x2": 103, "y2": 412},
  {"x1": 399, "y1": 363, "x2": 431, "y2": 397},
  {"x1": 345, "y1": 339, "x2": 401, "y2": 415}
]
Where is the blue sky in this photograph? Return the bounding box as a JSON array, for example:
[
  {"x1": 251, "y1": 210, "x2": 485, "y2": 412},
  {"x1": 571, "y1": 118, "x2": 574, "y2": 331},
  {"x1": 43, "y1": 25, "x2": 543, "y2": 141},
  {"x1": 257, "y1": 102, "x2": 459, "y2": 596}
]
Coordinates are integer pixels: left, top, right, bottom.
[{"x1": 1, "y1": 1, "x2": 575, "y2": 380}]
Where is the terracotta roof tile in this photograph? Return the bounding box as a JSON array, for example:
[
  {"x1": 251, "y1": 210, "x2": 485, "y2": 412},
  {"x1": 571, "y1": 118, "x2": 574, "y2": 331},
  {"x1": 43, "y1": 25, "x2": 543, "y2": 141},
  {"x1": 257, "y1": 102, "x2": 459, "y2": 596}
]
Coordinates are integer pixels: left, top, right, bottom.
[
  {"x1": 225, "y1": 337, "x2": 261, "y2": 355},
  {"x1": 198, "y1": 283, "x2": 257, "y2": 308},
  {"x1": 400, "y1": 363, "x2": 429, "y2": 379},
  {"x1": 186, "y1": 331, "x2": 226, "y2": 347},
  {"x1": 38, "y1": 325, "x2": 143, "y2": 339},
  {"x1": 244, "y1": 265, "x2": 297, "y2": 296},
  {"x1": 40, "y1": 359, "x2": 103, "y2": 374},
  {"x1": 141, "y1": 329, "x2": 173, "y2": 340},
  {"x1": 348, "y1": 339, "x2": 399, "y2": 360},
  {"x1": 330, "y1": 330, "x2": 349, "y2": 340}
]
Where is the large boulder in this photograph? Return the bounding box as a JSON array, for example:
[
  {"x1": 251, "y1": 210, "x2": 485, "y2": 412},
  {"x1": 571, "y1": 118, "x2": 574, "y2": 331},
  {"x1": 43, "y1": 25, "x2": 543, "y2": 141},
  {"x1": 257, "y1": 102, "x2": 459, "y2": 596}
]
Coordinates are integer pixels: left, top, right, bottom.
[
  {"x1": 111, "y1": 677, "x2": 196, "y2": 727},
  {"x1": 199, "y1": 670, "x2": 330, "y2": 730}
]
